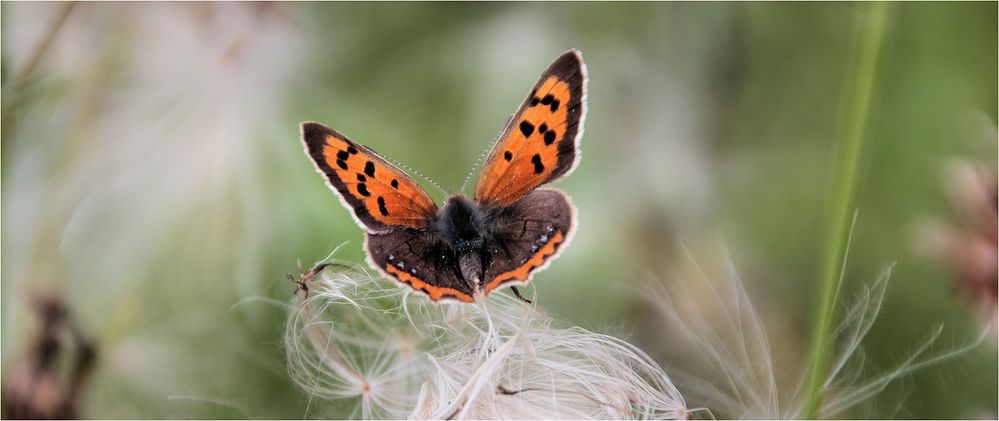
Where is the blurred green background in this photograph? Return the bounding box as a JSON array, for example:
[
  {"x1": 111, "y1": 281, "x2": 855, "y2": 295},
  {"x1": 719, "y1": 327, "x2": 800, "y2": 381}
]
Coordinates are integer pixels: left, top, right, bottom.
[{"x1": 2, "y1": 2, "x2": 995, "y2": 418}]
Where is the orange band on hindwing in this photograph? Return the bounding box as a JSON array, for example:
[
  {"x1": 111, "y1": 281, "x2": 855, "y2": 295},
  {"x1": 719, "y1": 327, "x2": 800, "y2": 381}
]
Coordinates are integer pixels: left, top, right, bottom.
[
  {"x1": 304, "y1": 51, "x2": 586, "y2": 304},
  {"x1": 386, "y1": 264, "x2": 474, "y2": 303},
  {"x1": 484, "y1": 231, "x2": 566, "y2": 293}
]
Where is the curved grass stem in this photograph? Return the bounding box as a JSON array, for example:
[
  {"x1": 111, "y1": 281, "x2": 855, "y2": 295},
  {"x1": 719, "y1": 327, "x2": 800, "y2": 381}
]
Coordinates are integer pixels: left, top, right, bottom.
[{"x1": 801, "y1": 3, "x2": 891, "y2": 419}]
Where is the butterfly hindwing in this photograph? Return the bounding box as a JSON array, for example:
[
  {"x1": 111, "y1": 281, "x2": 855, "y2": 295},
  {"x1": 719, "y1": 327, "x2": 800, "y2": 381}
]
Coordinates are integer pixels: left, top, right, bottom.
[
  {"x1": 301, "y1": 122, "x2": 438, "y2": 233},
  {"x1": 474, "y1": 50, "x2": 587, "y2": 208},
  {"x1": 481, "y1": 189, "x2": 576, "y2": 294},
  {"x1": 366, "y1": 229, "x2": 475, "y2": 302},
  {"x1": 305, "y1": 51, "x2": 585, "y2": 303}
]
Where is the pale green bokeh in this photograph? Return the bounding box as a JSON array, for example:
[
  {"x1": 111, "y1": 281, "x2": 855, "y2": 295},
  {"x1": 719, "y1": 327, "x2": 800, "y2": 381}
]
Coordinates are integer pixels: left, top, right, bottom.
[{"x1": 2, "y1": 2, "x2": 995, "y2": 418}]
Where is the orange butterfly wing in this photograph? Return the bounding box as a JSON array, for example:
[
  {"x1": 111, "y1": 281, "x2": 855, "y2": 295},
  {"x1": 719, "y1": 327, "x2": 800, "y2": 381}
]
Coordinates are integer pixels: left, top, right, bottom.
[
  {"x1": 301, "y1": 122, "x2": 437, "y2": 233},
  {"x1": 474, "y1": 50, "x2": 587, "y2": 208}
]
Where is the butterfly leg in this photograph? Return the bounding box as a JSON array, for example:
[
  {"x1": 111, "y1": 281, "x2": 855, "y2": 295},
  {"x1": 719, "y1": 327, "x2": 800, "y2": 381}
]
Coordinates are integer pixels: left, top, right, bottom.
[{"x1": 510, "y1": 286, "x2": 533, "y2": 304}]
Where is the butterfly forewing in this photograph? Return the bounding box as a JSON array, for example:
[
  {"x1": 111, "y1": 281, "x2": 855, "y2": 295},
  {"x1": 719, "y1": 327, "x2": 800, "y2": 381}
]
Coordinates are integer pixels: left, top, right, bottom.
[
  {"x1": 303, "y1": 50, "x2": 587, "y2": 303},
  {"x1": 474, "y1": 50, "x2": 587, "y2": 208},
  {"x1": 301, "y1": 122, "x2": 438, "y2": 233}
]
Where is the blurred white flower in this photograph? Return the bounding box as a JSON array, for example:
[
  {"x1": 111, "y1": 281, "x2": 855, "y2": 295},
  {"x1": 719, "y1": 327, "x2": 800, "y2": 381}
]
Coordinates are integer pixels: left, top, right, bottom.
[
  {"x1": 285, "y1": 259, "x2": 689, "y2": 420},
  {"x1": 644, "y1": 242, "x2": 988, "y2": 419},
  {"x1": 287, "y1": 240, "x2": 986, "y2": 419},
  {"x1": 3, "y1": 3, "x2": 308, "y2": 416},
  {"x1": 3, "y1": 2, "x2": 305, "y2": 308}
]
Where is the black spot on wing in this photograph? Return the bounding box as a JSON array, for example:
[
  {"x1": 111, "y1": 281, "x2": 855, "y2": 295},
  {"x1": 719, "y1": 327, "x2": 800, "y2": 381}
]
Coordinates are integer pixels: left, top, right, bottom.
[
  {"x1": 364, "y1": 161, "x2": 376, "y2": 177},
  {"x1": 544, "y1": 130, "x2": 556, "y2": 145},
  {"x1": 531, "y1": 154, "x2": 544, "y2": 174},
  {"x1": 337, "y1": 150, "x2": 349, "y2": 161},
  {"x1": 357, "y1": 183, "x2": 371, "y2": 197},
  {"x1": 504, "y1": 151, "x2": 513, "y2": 161},
  {"x1": 519, "y1": 121, "x2": 535, "y2": 137},
  {"x1": 391, "y1": 179, "x2": 399, "y2": 189},
  {"x1": 356, "y1": 174, "x2": 366, "y2": 182},
  {"x1": 336, "y1": 159, "x2": 348, "y2": 170},
  {"x1": 377, "y1": 197, "x2": 389, "y2": 216}
]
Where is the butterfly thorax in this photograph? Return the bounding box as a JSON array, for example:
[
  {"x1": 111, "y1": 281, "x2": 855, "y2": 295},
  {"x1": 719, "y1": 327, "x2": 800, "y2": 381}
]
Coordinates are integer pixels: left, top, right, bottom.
[
  {"x1": 436, "y1": 195, "x2": 488, "y2": 252},
  {"x1": 302, "y1": 49, "x2": 585, "y2": 302},
  {"x1": 436, "y1": 195, "x2": 491, "y2": 288}
]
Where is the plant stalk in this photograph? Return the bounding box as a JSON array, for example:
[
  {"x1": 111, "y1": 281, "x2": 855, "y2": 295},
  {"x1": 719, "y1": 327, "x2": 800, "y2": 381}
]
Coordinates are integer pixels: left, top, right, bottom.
[{"x1": 801, "y1": 3, "x2": 890, "y2": 419}]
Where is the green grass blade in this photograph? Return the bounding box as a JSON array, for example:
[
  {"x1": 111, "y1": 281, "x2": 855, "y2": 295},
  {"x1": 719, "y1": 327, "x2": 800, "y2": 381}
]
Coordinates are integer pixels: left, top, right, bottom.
[{"x1": 801, "y1": 3, "x2": 891, "y2": 419}]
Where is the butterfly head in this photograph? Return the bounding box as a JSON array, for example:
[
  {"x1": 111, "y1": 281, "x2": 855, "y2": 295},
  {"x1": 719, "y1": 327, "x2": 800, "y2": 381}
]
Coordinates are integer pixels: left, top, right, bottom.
[
  {"x1": 303, "y1": 49, "x2": 586, "y2": 303},
  {"x1": 436, "y1": 194, "x2": 487, "y2": 254}
]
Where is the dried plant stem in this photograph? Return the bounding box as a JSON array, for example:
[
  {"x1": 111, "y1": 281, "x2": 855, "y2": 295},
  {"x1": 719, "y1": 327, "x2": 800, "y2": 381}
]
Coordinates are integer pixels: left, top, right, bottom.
[
  {"x1": 14, "y1": 2, "x2": 77, "y2": 83},
  {"x1": 802, "y1": 3, "x2": 890, "y2": 418},
  {"x1": 2, "y1": 2, "x2": 76, "y2": 145}
]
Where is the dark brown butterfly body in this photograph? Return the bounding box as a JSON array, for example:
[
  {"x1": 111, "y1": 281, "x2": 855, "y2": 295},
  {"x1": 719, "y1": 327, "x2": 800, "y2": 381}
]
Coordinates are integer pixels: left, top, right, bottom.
[
  {"x1": 302, "y1": 50, "x2": 586, "y2": 302},
  {"x1": 365, "y1": 190, "x2": 575, "y2": 301}
]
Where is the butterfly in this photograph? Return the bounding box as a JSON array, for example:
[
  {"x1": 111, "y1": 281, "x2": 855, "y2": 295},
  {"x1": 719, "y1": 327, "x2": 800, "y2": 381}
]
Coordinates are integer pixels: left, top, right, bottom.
[{"x1": 301, "y1": 50, "x2": 586, "y2": 303}]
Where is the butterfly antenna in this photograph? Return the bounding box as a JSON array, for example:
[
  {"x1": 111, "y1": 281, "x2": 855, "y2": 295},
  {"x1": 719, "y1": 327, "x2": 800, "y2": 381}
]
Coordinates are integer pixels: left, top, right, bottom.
[
  {"x1": 459, "y1": 115, "x2": 511, "y2": 193},
  {"x1": 381, "y1": 154, "x2": 451, "y2": 198}
]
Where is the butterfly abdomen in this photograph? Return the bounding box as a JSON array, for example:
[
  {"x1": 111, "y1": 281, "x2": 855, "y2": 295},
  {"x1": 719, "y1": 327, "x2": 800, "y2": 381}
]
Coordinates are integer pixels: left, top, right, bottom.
[
  {"x1": 435, "y1": 195, "x2": 493, "y2": 288},
  {"x1": 306, "y1": 50, "x2": 585, "y2": 303}
]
